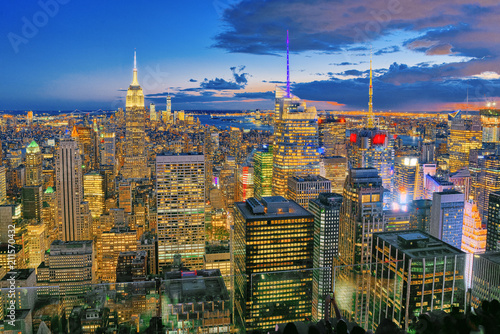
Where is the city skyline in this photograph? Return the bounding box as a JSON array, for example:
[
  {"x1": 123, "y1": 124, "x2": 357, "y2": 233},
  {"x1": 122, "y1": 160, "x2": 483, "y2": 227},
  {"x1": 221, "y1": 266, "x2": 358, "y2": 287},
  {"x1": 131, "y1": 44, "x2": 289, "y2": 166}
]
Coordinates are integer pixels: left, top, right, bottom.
[{"x1": 2, "y1": 1, "x2": 500, "y2": 112}]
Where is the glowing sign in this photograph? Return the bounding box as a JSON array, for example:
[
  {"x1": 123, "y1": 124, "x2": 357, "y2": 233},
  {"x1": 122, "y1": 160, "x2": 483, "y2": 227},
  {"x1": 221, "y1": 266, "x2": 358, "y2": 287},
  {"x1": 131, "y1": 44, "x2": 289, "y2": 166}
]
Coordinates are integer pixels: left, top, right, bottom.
[
  {"x1": 350, "y1": 133, "x2": 358, "y2": 143},
  {"x1": 372, "y1": 133, "x2": 386, "y2": 145}
]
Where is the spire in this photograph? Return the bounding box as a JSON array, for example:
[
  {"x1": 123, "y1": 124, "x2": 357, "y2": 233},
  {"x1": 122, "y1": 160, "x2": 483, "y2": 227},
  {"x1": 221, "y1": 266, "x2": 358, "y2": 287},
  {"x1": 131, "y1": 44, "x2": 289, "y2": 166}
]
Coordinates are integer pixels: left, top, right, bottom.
[
  {"x1": 71, "y1": 125, "x2": 79, "y2": 138},
  {"x1": 286, "y1": 30, "x2": 290, "y2": 98},
  {"x1": 368, "y1": 48, "x2": 374, "y2": 128},
  {"x1": 131, "y1": 49, "x2": 139, "y2": 86}
]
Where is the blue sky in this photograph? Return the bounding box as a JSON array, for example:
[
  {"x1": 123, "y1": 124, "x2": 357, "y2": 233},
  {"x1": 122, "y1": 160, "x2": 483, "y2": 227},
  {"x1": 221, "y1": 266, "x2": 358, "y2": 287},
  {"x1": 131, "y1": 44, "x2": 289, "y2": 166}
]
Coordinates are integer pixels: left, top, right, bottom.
[{"x1": 1, "y1": 0, "x2": 500, "y2": 112}]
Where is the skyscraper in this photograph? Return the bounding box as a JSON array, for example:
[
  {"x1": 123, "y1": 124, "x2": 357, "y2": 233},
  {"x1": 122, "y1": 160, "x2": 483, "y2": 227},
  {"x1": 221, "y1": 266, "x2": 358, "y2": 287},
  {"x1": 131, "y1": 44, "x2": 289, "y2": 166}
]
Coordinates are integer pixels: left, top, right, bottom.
[
  {"x1": 480, "y1": 107, "x2": 500, "y2": 144},
  {"x1": 100, "y1": 132, "x2": 116, "y2": 167},
  {"x1": 461, "y1": 200, "x2": 486, "y2": 288},
  {"x1": 25, "y1": 140, "x2": 42, "y2": 187},
  {"x1": 409, "y1": 199, "x2": 432, "y2": 233},
  {"x1": 235, "y1": 164, "x2": 254, "y2": 202},
  {"x1": 430, "y1": 190, "x2": 465, "y2": 248},
  {"x1": 123, "y1": 51, "x2": 148, "y2": 179},
  {"x1": 56, "y1": 136, "x2": 88, "y2": 241},
  {"x1": 318, "y1": 117, "x2": 347, "y2": 157},
  {"x1": 393, "y1": 156, "x2": 419, "y2": 207},
  {"x1": 0, "y1": 165, "x2": 5, "y2": 204},
  {"x1": 487, "y1": 191, "x2": 500, "y2": 251},
  {"x1": 287, "y1": 175, "x2": 331, "y2": 207},
  {"x1": 156, "y1": 154, "x2": 205, "y2": 270},
  {"x1": 234, "y1": 196, "x2": 314, "y2": 332},
  {"x1": 149, "y1": 102, "x2": 157, "y2": 121},
  {"x1": 253, "y1": 145, "x2": 273, "y2": 199},
  {"x1": 319, "y1": 156, "x2": 348, "y2": 194},
  {"x1": 272, "y1": 87, "x2": 320, "y2": 196},
  {"x1": 83, "y1": 172, "x2": 105, "y2": 219},
  {"x1": 348, "y1": 129, "x2": 394, "y2": 197},
  {"x1": 339, "y1": 168, "x2": 384, "y2": 266},
  {"x1": 448, "y1": 110, "x2": 482, "y2": 173},
  {"x1": 22, "y1": 185, "x2": 42, "y2": 221},
  {"x1": 470, "y1": 153, "x2": 500, "y2": 221},
  {"x1": 308, "y1": 193, "x2": 342, "y2": 322}
]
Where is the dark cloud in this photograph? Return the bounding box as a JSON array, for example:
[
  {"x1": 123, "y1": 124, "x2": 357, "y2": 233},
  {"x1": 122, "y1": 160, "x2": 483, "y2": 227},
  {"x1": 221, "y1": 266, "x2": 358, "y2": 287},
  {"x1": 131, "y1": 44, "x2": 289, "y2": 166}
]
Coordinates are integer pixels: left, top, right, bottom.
[
  {"x1": 230, "y1": 65, "x2": 249, "y2": 85},
  {"x1": 189, "y1": 79, "x2": 197, "y2": 82},
  {"x1": 330, "y1": 62, "x2": 359, "y2": 66},
  {"x1": 200, "y1": 78, "x2": 243, "y2": 90},
  {"x1": 292, "y1": 62, "x2": 500, "y2": 111},
  {"x1": 181, "y1": 66, "x2": 249, "y2": 91},
  {"x1": 234, "y1": 91, "x2": 275, "y2": 99},
  {"x1": 374, "y1": 45, "x2": 400, "y2": 55}
]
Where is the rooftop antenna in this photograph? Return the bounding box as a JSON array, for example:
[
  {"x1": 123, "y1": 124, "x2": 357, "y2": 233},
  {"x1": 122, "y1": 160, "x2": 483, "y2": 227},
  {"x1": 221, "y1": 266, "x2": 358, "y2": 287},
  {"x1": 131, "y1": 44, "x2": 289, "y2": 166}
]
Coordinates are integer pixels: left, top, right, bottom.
[
  {"x1": 134, "y1": 49, "x2": 137, "y2": 70},
  {"x1": 286, "y1": 30, "x2": 290, "y2": 98},
  {"x1": 368, "y1": 47, "x2": 374, "y2": 128}
]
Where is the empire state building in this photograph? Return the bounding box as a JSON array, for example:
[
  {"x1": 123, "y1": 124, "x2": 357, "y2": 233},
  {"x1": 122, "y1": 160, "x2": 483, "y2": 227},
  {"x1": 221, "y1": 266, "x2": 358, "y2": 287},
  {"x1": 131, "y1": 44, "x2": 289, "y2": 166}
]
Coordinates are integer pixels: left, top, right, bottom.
[{"x1": 122, "y1": 51, "x2": 149, "y2": 179}]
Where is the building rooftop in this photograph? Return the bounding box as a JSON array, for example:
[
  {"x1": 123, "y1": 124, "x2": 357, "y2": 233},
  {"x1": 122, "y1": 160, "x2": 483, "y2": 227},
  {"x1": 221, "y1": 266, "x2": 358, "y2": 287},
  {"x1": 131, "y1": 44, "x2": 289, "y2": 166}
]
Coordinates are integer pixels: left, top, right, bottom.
[
  {"x1": 426, "y1": 174, "x2": 454, "y2": 186},
  {"x1": 236, "y1": 196, "x2": 313, "y2": 221},
  {"x1": 374, "y1": 230, "x2": 464, "y2": 259},
  {"x1": 164, "y1": 269, "x2": 229, "y2": 304},
  {"x1": 0, "y1": 268, "x2": 35, "y2": 281},
  {"x1": 290, "y1": 175, "x2": 330, "y2": 183}
]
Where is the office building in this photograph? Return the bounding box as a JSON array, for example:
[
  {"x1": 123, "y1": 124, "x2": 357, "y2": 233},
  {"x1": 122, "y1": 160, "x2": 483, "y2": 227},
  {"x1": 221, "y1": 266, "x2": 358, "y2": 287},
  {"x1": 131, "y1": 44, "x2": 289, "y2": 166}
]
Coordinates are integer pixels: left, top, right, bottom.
[
  {"x1": 96, "y1": 226, "x2": 137, "y2": 283},
  {"x1": 420, "y1": 141, "x2": 435, "y2": 163},
  {"x1": 100, "y1": 132, "x2": 116, "y2": 167},
  {"x1": 470, "y1": 153, "x2": 500, "y2": 221},
  {"x1": 164, "y1": 269, "x2": 230, "y2": 333},
  {"x1": 449, "y1": 167, "x2": 471, "y2": 200},
  {"x1": 272, "y1": 87, "x2": 320, "y2": 196},
  {"x1": 393, "y1": 156, "x2": 419, "y2": 207},
  {"x1": 471, "y1": 252, "x2": 500, "y2": 308},
  {"x1": 234, "y1": 196, "x2": 314, "y2": 331},
  {"x1": 21, "y1": 185, "x2": 42, "y2": 221},
  {"x1": 37, "y1": 241, "x2": 94, "y2": 313},
  {"x1": 287, "y1": 175, "x2": 331, "y2": 207},
  {"x1": 318, "y1": 116, "x2": 346, "y2": 157},
  {"x1": 448, "y1": 110, "x2": 482, "y2": 173},
  {"x1": 487, "y1": 191, "x2": 500, "y2": 251},
  {"x1": 25, "y1": 140, "x2": 42, "y2": 186},
  {"x1": 253, "y1": 145, "x2": 273, "y2": 199},
  {"x1": 122, "y1": 51, "x2": 148, "y2": 179},
  {"x1": 116, "y1": 250, "x2": 147, "y2": 282},
  {"x1": 83, "y1": 172, "x2": 105, "y2": 219},
  {"x1": 56, "y1": 136, "x2": 88, "y2": 241},
  {"x1": 409, "y1": 199, "x2": 432, "y2": 233},
  {"x1": 462, "y1": 200, "x2": 487, "y2": 289},
  {"x1": 339, "y1": 168, "x2": 384, "y2": 266},
  {"x1": 319, "y1": 156, "x2": 347, "y2": 194},
  {"x1": 149, "y1": 102, "x2": 157, "y2": 121},
  {"x1": 430, "y1": 190, "x2": 465, "y2": 248},
  {"x1": 138, "y1": 231, "x2": 158, "y2": 275},
  {"x1": 0, "y1": 269, "x2": 37, "y2": 310},
  {"x1": 235, "y1": 164, "x2": 254, "y2": 202},
  {"x1": 230, "y1": 127, "x2": 243, "y2": 164},
  {"x1": 424, "y1": 174, "x2": 453, "y2": 200},
  {"x1": 73, "y1": 125, "x2": 96, "y2": 173},
  {"x1": 383, "y1": 209, "x2": 411, "y2": 231},
  {"x1": 480, "y1": 107, "x2": 500, "y2": 144},
  {"x1": 371, "y1": 231, "x2": 465, "y2": 331},
  {"x1": 0, "y1": 165, "x2": 6, "y2": 204},
  {"x1": 308, "y1": 193, "x2": 342, "y2": 322},
  {"x1": 27, "y1": 222, "x2": 46, "y2": 269},
  {"x1": 348, "y1": 129, "x2": 394, "y2": 196},
  {"x1": 156, "y1": 154, "x2": 205, "y2": 270}
]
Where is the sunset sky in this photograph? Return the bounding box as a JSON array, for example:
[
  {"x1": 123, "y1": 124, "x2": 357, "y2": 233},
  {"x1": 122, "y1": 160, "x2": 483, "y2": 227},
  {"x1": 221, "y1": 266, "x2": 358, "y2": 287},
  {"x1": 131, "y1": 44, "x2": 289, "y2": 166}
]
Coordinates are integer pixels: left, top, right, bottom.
[{"x1": 2, "y1": 0, "x2": 500, "y2": 112}]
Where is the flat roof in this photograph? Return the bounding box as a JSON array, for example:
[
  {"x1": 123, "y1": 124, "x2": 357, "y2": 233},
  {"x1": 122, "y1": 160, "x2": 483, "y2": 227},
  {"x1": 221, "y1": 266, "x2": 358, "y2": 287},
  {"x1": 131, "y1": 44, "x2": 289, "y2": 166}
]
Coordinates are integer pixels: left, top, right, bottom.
[{"x1": 235, "y1": 199, "x2": 313, "y2": 222}]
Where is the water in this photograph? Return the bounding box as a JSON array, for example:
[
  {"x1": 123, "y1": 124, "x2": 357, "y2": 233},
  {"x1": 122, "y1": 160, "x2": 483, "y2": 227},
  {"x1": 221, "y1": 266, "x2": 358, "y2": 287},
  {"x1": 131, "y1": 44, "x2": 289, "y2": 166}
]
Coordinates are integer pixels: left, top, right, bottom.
[{"x1": 195, "y1": 114, "x2": 273, "y2": 132}]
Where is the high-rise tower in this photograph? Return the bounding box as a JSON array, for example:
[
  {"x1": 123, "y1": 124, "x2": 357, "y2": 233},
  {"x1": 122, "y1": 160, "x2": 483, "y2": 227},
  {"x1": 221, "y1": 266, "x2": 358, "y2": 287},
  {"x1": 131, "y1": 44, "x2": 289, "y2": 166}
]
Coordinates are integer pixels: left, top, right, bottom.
[
  {"x1": 123, "y1": 51, "x2": 148, "y2": 179},
  {"x1": 56, "y1": 136, "x2": 88, "y2": 241},
  {"x1": 25, "y1": 140, "x2": 42, "y2": 186}
]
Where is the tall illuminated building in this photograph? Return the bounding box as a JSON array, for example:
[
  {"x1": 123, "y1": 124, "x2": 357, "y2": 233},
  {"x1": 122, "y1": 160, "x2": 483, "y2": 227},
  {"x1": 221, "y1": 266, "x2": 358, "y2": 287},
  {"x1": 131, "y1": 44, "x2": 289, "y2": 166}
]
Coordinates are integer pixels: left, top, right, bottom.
[
  {"x1": 118, "y1": 181, "x2": 132, "y2": 214},
  {"x1": 461, "y1": 200, "x2": 486, "y2": 288},
  {"x1": 449, "y1": 167, "x2": 471, "y2": 200},
  {"x1": 123, "y1": 51, "x2": 148, "y2": 179},
  {"x1": 272, "y1": 34, "x2": 319, "y2": 196},
  {"x1": 0, "y1": 165, "x2": 5, "y2": 204},
  {"x1": 409, "y1": 199, "x2": 432, "y2": 233},
  {"x1": 156, "y1": 154, "x2": 205, "y2": 270},
  {"x1": 338, "y1": 168, "x2": 384, "y2": 266},
  {"x1": 470, "y1": 153, "x2": 500, "y2": 221},
  {"x1": 235, "y1": 164, "x2": 254, "y2": 202},
  {"x1": 83, "y1": 172, "x2": 105, "y2": 219},
  {"x1": 430, "y1": 190, "x2": 464, "y2": 248},
  {"x1": 393, "y1": 156, "x2": 419, "y2": 208},
  {"x1": 74, "y1": 125, "x2": 96, "y2": 173},
  {"x1": 486, "y1": 191, "x2": 500, "y2": 251},
  {"x1": 448, "y1": 110, "x2": 482, "y2": 173},
  {"x1": 149, "y1": 102, "x2": 157, "y2": 121},
  {"x1": 234, "y1": 196, "x2": 314, "y2": 332},
  {"x1": 100, "y1": 132, "x2": 116, "y2": 167},
  {"x1": 308, "y1": 193, "x2": 342, "y2": 322},
  {"x1": 27, "y1": 222, "x2": 46, "y2": 269},
  {"x1": 253, "y1": 145, "x2": 273, "y2": 199},
  {"x1": 287, "y1": 175, "x2": 331, "y2": 207},
  {"x1": 320, "y1": 156, "x2": 347, "y2": 194},
  {"x1": 25, "y1": 140, "x2": 42, "y2": 186},
  {"x1": 230, "y1": 127, "x2": 243, "y2": 164},
  {"x1": 318, "y1": 117, "x2": 347, "y2": 157},
  {"x1": 56, "y1": 136, "x2": 88, "y2": 241},
  {"x1": 471, "y1": 252, "x2": 500, "y2": 308},
  {"x1": 480, "y1": 107, "x2": 500, "y2": 144},
  {"x1": 272, "y1": 87, "x2": 320, "y2": 196},
  {"x1": 348, "y1": 129, "x2": 394, "y2": 197}
]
